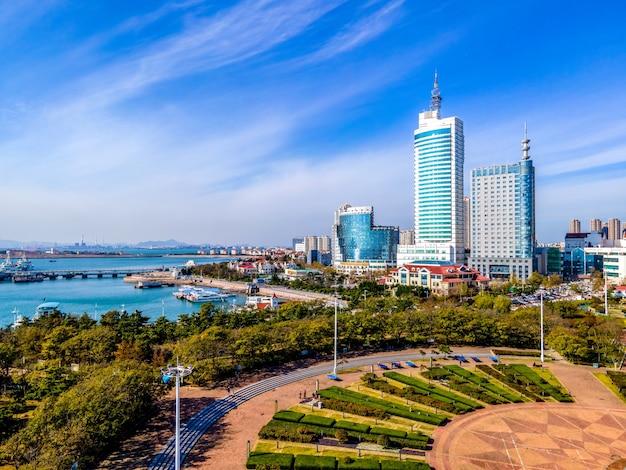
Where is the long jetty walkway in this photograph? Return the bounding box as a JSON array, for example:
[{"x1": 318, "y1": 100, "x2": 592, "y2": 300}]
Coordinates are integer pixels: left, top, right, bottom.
[{"x1": 0, "y1": 268, "x2": 155, "y2": 281}]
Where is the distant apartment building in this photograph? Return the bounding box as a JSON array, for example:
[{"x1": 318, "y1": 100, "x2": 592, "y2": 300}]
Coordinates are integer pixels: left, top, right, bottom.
[
  {"x1": 399, "y1": 230, "x2": 415, "y2": 245},
  {"x1": 468, "y1": 127, "x2": 536, "y2": 281},
  {"x1": 608, "y1": 218, "x2": 622, "y2": 240},
  {"x1": 590, "y1": 218, "x2": 603, "y2": 232},
  {"x1": 384, "y1": 263, "x2": 489, "y2": 296},
  {"x1": 397, "y1": 73, "x2": 465, "y2": 266},
  {"x1": 292, "y1": 237, "x2": 304, "y2": 250},
  {"x1": 292, "y1": 235, "x2": 332, "y2": 266},
  {"x1": 569, "y1": 219, "x2": 581, "y2": 234},
  {"x1": 332, "y1": 204, "x2": 399, "y2": 274}
]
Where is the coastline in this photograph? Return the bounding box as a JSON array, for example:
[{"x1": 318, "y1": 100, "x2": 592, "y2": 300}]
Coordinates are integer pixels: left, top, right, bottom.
[{"x1": 125, "y1": 273, "x2": 344, "y2": 305}]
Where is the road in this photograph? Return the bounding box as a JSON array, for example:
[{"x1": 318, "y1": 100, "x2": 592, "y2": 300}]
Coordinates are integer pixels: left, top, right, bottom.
[{"x1": 147, "y1": 349, "x2": 495, "y2": 469}]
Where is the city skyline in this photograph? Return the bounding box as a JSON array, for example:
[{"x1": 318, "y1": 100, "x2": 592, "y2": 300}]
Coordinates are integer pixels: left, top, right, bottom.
[{"x1": 1, "y1": 2, "x2": 626, "y2": 246}]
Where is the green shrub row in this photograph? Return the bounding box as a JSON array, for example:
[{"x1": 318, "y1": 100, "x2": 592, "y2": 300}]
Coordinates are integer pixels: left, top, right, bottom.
[
  {"x1": 337, "y1": 457, "x2": 380, "y2": 469},
  {"x1": 260, "y1": 418, "x2": 428, "y2": 449},
  {"x1": 443, "y1": 366, "x2": 523, "y2": 403},
  {"x1": 294, "y1": 454, "x2": 336, "y2": 469},
  {"x1": 274, "y1": 410, "x2": 306, "y2": 423},
  {"x1": 318, "y1": 387, "x2": 446, "y2": 426},
  {"x1": 421, "y1": 367, "x2": 506, "y2": 405},
  {"x1": 246, "y1": 451, "x2": 294, "y2": 469},
  {"x1": 246, "y1": 452, "x2": 432, "y2": 470},
  {"x1": 492, "y1": 349, "x2": 549, "y2": 358},
  {"x1": 476, "y1": 365, "x2": 544, "y2": 401},
  {"x1": 364, "y1": 374, "x2": 471, "y2": 414},
  {"x1": 300, "y1": 414, "x2": 336, "y2": 427},
  {"x1": 370, "y1": 426, "x2": 407, "y2": 438},
  {"x1": 334, "y1": 419, "x2": 371, "y2": 433},
  {"x1": 507, "y1": 364, "x2": 573, "y2": 402},
  {"x1": 382, "y1": 371, "x2": 482, "y2": 410},
  {"x1": 607, "y1": 371, "x2": 626, "y2": 398},
  {"x1": 246, "y1": 452, "x2": 431, "y2": 470}
]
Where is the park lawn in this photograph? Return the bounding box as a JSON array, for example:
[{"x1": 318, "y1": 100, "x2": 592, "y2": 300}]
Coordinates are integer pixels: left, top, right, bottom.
[
  {"x1": 593, "y1": 372, "x2": 626, "y2": 405},
  {"x1": 291, "y1": 402, "x2": 436, "y2": 435},
  {"x1": 345, "y1": 380, "x2": 456, "y2": 420},
  {"x1": 254, "y1": 440, "x2": 427, "y2": 462}
]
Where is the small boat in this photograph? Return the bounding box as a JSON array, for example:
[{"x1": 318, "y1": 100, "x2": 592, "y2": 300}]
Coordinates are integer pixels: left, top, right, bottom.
[
  {"x1": 36, "y1": 302, "x2": 60, "y2": 317},
  {"x1": 173, "y1": 286, "x2": 233, "y2": 303},
  {"x1": 13, "y1": 274, "x2": 44, "y2": 283},
  {"x1": 135, "y1": 281, "x2": 163, "y2": 288}
]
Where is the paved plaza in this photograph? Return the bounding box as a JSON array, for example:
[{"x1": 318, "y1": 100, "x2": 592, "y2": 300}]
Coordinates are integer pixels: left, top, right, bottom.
[{"x1": 428, "y1": 362, "x2": 626, "y2": 469}]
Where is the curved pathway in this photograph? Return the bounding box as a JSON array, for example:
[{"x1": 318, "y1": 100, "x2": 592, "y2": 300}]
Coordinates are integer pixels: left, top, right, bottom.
[{"x1": 148, "y1": 350, "x2": 494, "y2": 469}]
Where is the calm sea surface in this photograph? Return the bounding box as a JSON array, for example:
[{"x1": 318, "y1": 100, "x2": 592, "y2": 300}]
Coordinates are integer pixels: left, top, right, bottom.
[{"x1": 0, "y1": 256, "x2": 245, "y2": 328}]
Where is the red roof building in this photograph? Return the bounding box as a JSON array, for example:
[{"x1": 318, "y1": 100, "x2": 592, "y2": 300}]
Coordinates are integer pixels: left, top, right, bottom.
[{"x1": 385, "y1": 263, "x2": 489, "y2": 296}]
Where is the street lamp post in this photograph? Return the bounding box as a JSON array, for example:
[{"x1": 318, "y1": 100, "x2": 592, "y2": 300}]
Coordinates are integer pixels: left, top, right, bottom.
[
  {"x1": 333, "y1": 294, "x2": 338, "y2": 375},
  {"x1": 539, "y1": 292, "x2": 544, "y2": 364},
  {"x1": 161, "y1": 362, "x2": 193, "y2": 470}
]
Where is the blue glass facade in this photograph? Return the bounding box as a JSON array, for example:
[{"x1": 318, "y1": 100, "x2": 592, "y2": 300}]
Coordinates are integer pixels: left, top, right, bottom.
[{"x1": 334, "y1": 208, "x2": 399, "y2": 264}]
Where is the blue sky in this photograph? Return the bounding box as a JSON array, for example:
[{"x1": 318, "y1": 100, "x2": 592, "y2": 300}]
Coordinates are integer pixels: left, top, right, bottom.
[{"x1": 1, "y1": 1, "x2": 625, "y2": 247}]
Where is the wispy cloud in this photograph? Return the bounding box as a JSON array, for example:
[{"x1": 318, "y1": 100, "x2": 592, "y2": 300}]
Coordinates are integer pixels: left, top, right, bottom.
[
  {"x1": 301, "y1": 0, "x2": 404, "y2": 64},
  {"x1": 57, "y1": 0, "x2": 346, "y2": 113}
]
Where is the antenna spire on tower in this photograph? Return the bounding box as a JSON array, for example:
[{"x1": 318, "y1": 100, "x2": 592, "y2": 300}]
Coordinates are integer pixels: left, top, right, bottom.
[
  {"x1": 521, "y1": 122, "x2": 531, "y2": 160},
  {"x1": 430, "y1": 70, "x2": 442, "y2": 114}
]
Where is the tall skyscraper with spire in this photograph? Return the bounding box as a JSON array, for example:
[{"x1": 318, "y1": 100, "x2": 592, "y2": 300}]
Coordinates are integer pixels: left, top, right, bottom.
[
  {"x1": 469, "y1": 125, "x2": 536, "y2": 281},
  {"x1": 397, "y1": 73, "x2": 466, "y2": 266}
]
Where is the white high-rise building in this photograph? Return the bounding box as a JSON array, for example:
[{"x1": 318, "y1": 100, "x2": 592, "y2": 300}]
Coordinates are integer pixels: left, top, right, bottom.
[
  {"x1": 469, "y1": 126, "x2": 536, "y2": 281},
  {"x1": 397, "y1": 73, "x2": 465, "y2": 266}
]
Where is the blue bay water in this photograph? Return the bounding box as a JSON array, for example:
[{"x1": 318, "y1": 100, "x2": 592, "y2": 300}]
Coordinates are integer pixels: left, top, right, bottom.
[{"x1": 0, "y1": 256, "x2": 244, "y2": 328}]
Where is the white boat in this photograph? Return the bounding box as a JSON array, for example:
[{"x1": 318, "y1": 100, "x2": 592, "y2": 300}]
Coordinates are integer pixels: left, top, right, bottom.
[
  {"x1": 36, "y1": 302, "x2": 60, "y2": 316},
  {"x1": 1, "y1": 251, "x2": 34, "y2": 274},
  {"x1": 172, "y1": 286, "x2": 233, "y2": 303},
  {"x1": 12, "y1": 308, "x2": 23, "y2": 329}
]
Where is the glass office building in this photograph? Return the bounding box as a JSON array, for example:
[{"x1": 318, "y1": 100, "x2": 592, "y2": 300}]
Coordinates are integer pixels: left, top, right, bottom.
[
  {"x1": 332, "y1": 204, "x2": 399, "y2": 272},
  {"x1": 469, "y1": 128, "x2": 536, "y2": 280},
  {"x1": 407, "y1": 73, "x2": 465, "y2": 264}
]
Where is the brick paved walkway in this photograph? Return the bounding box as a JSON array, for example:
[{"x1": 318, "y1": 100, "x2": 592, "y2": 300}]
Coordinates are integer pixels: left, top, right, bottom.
[{"x1": 428, "y1": 362, "x2": 626, "y2": 469}]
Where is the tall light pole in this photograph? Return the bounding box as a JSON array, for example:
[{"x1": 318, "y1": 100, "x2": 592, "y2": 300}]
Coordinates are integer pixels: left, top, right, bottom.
[
  {"x1": 333, "y1": 294, "x2": 338, "y2": 375},
  {"x1": 161, "y1": 362, "x2": 193, "y2": 470},
  {"x1": 539, "y1": 292, "x2": 543, "y2": 363}
]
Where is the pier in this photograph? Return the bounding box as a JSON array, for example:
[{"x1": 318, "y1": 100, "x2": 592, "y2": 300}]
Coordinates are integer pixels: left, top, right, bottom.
[{"x1": 0, "y1": 268, "x2": 156, "y2": 282}]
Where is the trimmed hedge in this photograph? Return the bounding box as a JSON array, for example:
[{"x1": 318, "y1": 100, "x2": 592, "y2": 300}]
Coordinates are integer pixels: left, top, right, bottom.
[
  {"x1": 300, "y1": 414, "x2": 336, "y2": 427},
  {"x1": 477, "y1": 364, "x2": 543, "y2": 402},
  {"x1": 246, "y1": 451, "x2": 294, "y2": 470},
  {"x1": 273, "y1": 410, "x2": 305, "y2": 423},
  {"x1": 337, "y1": 458, "x2": 381, "y2": 469},
  {"x1": 380, "y1": 460, "x2": 432, "y2": 469},
  {"x1": 443, "y1": 365, "x2": 523, "y2": 403},
  {"x1": 370, "y1": 427, "x2": 407, "y2": 438},
  {"x1": 335, "y1": 420, "x2": 371, "y2": 433},
  {"x1": 383, "y1": 371, "x2": 482, "y2": 410},
  {"x1": 607, "y1": 370, "x2": 626, "y2": 399},
  {"x1": 259, "y1": 418, "x2": 428, "y2": 449},
  {"x1": 246, "y1": 453, "x2": 432, "y2": 470},
  {"x1": 294, "y1": 454, "x2": 336, "y2": 469},
  {"x1": 318, "y1": 387, "x2": 446, "y2": 426},
  {"x1": 508, "y1": 364, "x2": 573, "y2": 402}
]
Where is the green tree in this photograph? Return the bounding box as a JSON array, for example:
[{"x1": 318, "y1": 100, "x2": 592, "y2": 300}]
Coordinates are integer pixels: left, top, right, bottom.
[{"x1": 493, "y1": 296, "x2": 512, "y2": 314}]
